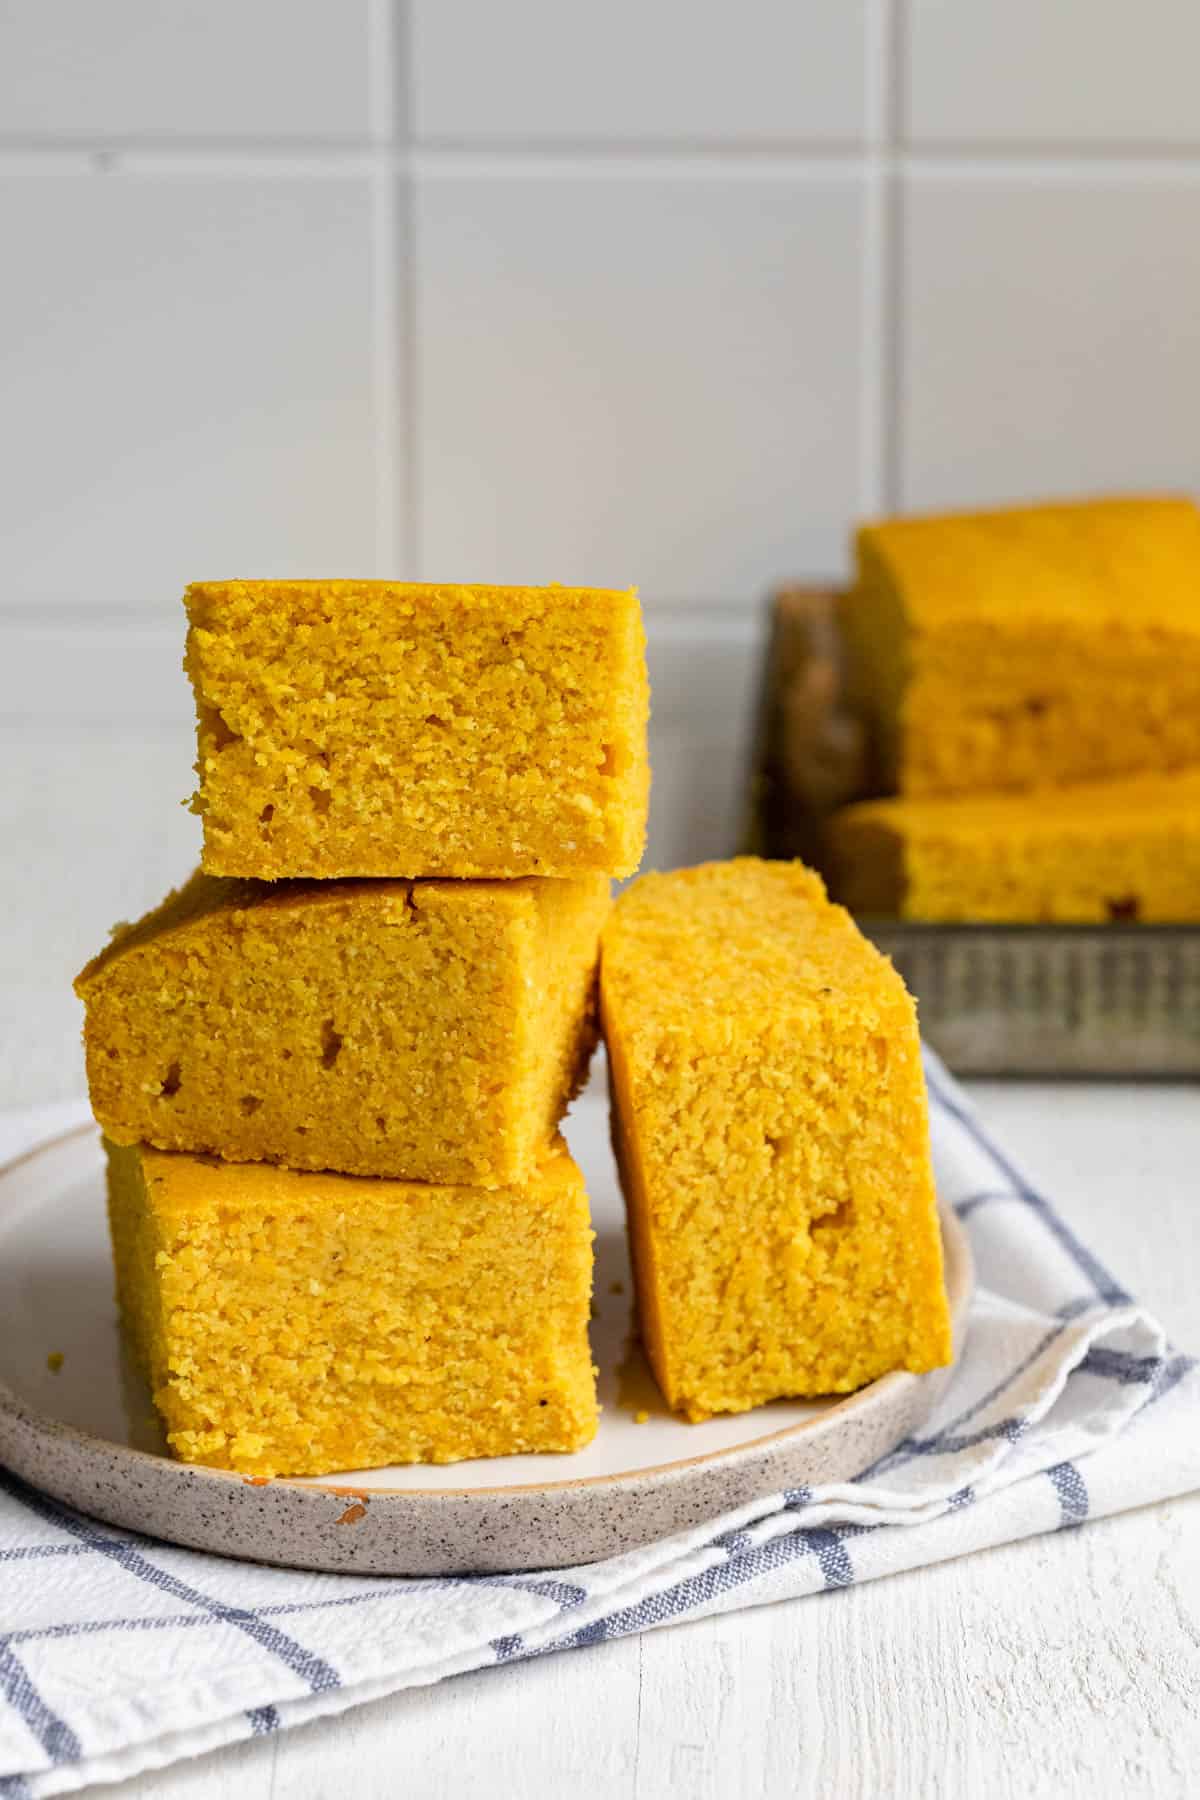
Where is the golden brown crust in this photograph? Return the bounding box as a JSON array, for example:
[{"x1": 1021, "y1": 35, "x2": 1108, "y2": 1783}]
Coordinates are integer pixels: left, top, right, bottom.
[
  {"x1": 848, "y1": 497, "x2": 1200, "y2": 797},
  {"x1": 78, "y1": 871, "x2": 609, "y2": 1185},
  {"x1": 184, "y1": 579, "x2": 650, "y2": 880},
  {"x1": 600, "y1": 857, "x2": 952, "y2": 1420},
  {"x1": 831, "y1": 773, "x2": 1200, "y2": 922},
  {"x1": 107, "y1": 1136, "x2": 597, "y2": 1477}
]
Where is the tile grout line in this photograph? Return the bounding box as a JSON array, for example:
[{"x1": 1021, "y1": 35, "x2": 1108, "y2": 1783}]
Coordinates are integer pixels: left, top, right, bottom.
[
  {"x1": 880, "y1": 0, "x2": 907, "y2": 513},
  {"x1": 857, "y1": 0, "x2": 892, "y2": 520},
  {"x1": 408, "y1": 136, "x2": 1200, "y2": 164},
  {"x1": 367, "y1": 0, "x2": 403, "y2": 576},
  {"x1": 366, "y1": 0, "x2": 398, "y2": 147},
  {"x1": 4, "y1": 144, "x2": 1200, "y2": 179},
  {"x1": 4, "y1": 137, "x2": 1200, "y2": 163},
  {"x1": 395, "y1": 0, "x2": 420, "y2": 577}
]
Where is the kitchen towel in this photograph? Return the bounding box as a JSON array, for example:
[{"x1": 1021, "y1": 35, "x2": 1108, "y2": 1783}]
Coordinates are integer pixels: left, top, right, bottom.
[{"x1": 1, "y1": 1055, "x2": 1197, "y2": 1797}]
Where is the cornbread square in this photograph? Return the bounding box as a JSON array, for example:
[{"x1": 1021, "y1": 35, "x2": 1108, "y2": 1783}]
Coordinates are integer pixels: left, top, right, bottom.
[
  {"x1": 185, "y1": 580, "x2": 650, "y2": 879},
  {"x1": 105, "y1": 1137, "x2": 597, "y2": 1477},
  {"x1": 77, "y1": 871, "x2": 609, "y2": 1186},
  {"x1": 845, "y1": 496, "x2": 1200, "y2": 797},
  {"x1": 830, "y1": 772, "x2": 1200, "y2": 923},
  {"x1": 600, "y1": 858, "x2": 951, "y2": 1422}
]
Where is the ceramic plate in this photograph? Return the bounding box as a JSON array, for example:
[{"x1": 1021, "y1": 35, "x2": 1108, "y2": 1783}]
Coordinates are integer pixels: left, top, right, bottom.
[{"x1": 0, "y1": 1079, "x2": 972, "y2": 1574}]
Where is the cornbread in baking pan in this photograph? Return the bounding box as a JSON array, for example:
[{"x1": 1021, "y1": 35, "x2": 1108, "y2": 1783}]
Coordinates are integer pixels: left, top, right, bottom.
[
  {"x1": 830, "y1": 772, "x2": 1200, "y2": 923},
  {"x1": 105, "y1": 1137, "x2": 598, "y2": 1478},
  {"x1": 600, "y1": 857, "x2": 951, "y2": 1422},
  {"x1": 185, "y1": 580, "x2": 650, "y2": 880},
  {"x1": 76, "y1": 870, "x2": 609, "y2": 1186},
  {"x1": 845, "y1": 496, "x2": 1200, "y2": 798}
]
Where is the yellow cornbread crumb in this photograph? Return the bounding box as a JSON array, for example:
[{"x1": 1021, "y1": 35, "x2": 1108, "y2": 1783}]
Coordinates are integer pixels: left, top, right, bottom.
[
  {"x1": 831, "y1": 772, "x2": 1200, "y2": 923},
  {"x1": 634, "y1": 1410, "x2": 650, "y2": 1425},
  {"x1": 845, "y1": 496, "x2": 1200, "y2": 797},
  {"x1": 76, "y1": 870, "x2": 609, "y2": 1185},
  {"x1": 184, "y1": 580, "x2": 650, "y2": 880},
  {"x1": 46, "y1": 1353, "x2": 64, "y2": 1373},
  {"x1": 105, "y1": 1138, "x2": 598, "y2": 1478},
  {"x1": 600, "y1": 858, "x2": 951, "y2": 1422}
]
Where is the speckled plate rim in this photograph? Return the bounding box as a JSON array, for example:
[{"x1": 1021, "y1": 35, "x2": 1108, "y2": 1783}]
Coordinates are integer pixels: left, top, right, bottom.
[{"x1": 0, "y1": 1124, "x2": 974, "y2": 1574}]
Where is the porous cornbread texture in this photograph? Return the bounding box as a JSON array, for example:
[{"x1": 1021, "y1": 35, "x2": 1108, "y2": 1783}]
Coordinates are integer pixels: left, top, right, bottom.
[
  {"x1": 600, "y1": 858, "x2": 951, "y2": 1422},
  {"x1": 845, "y1": 497, "x2": 1200, "y2": 797},
  {"x1": 105, "y1": 1137, "x2": 597, "y2": 1477},
  {"x1": 185, "y1": 580, "x2": 650, "y2": 879},
  {"x1": 831, "y1": 772, "x2": 1200, "y2": 923},
  {"x1": 77, "y1": 870, "x2": 609, "y2": 1185}
]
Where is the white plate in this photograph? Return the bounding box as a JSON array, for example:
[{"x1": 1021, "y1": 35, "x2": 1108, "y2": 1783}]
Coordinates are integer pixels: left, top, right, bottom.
[{"x1": 0, "y1": 1082, "x2": 972, "y2": 1573}]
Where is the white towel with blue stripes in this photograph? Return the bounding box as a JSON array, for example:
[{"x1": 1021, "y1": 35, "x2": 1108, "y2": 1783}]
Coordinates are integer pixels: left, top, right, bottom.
[{"x1": 2, "y1": 1055, "x2": 1197, "y2": 1798}]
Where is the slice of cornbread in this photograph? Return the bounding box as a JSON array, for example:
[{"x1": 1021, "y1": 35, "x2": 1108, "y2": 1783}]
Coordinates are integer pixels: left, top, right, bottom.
[
  {"x1": 76, "y1": 870, "x2": 609, "y2": 1185},
  {"x1": 845, "y1": 496, "x2": 1200, "y2": 797},
  {"x1": 106, "y1": 1137, "x2": 598, "y2": 1477},
  {"x1": 185, "y1": 580, "x2": 650, "y2": 879},
  {"x1": 830, "y1": 771, "x2": 1200, "y2": 923},
  {"x1": 600, "y1": 858, "x2": 951, "y2": 1422}
]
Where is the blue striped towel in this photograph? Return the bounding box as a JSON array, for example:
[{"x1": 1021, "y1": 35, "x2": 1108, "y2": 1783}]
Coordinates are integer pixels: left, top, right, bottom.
[{"x1": 2, "y1": 1054, "x2": 1197, "y2": 1797}]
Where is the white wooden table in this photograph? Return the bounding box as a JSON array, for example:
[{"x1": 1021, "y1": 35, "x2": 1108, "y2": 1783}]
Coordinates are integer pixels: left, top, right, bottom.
[{"x1": 5, "y1": 722, "x2": 1199, "y2": 1799}]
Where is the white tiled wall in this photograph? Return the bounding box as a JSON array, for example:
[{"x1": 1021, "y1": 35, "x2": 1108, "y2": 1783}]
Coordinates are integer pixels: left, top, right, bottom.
[
  {"x1": 3, "y1": 0, "x2": 1200, "y2": 872},
  {"x1": 0, "y1": 1, "x2": 374, "y2": 139},
  {"x1": 1, "y1": 171, "x2": 378, "y2": 608},
  {"x1": 904, "y1": 0, "x2": 1200, "y2": 147},
  {"x1": 410, "y1": 2, "x2": 870, "y2": 145},
  {"x1": 900, "y1": 172, "x2": 1200, "y2": 513},
  {"x1": 414, "y1": 165, "x2": 865, "y2": 595}
]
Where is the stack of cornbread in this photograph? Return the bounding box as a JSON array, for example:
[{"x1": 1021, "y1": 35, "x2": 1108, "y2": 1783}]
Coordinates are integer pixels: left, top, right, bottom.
[
  {"x1": 75, "y1": 582, "x2": 650, "y2": 1478},
  {"x1": 829, "y1": 496, "x2": 1200, "y2": 922}
]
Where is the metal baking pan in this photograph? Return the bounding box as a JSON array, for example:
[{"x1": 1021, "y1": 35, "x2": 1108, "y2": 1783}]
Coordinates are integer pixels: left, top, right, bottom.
[
  {"x1": 745, "y1": 586, "x2": 1200, "y2": 1077},
  {"x1": 862, "y1": 922, "x2": 1200, "y2": 1078}
]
